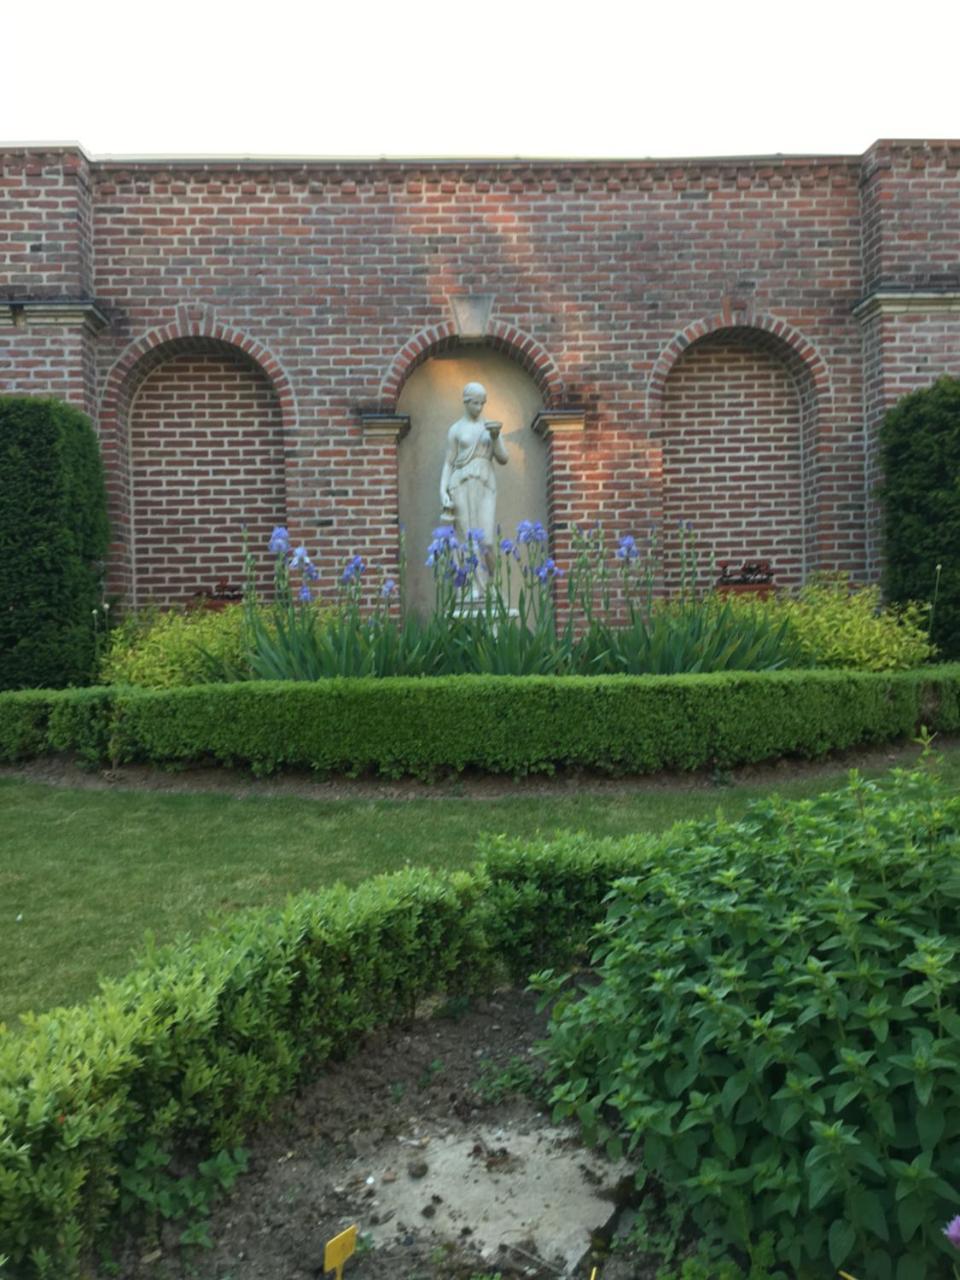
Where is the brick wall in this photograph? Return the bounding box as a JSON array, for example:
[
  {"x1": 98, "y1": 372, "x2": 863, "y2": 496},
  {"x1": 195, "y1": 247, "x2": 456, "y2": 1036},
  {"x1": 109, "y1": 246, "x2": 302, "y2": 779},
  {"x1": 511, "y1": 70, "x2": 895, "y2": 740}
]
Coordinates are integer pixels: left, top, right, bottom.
[
  {"x1": 662, "y1": 335, "x2": 805, "y2": 587},
  {"x1": 1, "y1": 141, "x2": 958, "y2": 607},
  {"x1": 128, "y1": 349, "x2": 285, "y2": 606}
]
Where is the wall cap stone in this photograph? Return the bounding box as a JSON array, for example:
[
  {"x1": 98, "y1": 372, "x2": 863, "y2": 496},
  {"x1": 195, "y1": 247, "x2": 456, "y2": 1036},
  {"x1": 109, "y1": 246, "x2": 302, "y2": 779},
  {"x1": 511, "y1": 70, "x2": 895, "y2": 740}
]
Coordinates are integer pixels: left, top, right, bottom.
[
  {"x1": 853, "y1": 290, "x2": 960, "y2": 321},
  {"x1": 532, "y1": 410, "x2": 586, "y2": 439},
  {"x1": 361, "y1": 413, "x2": 410, "y2": 441},
  {"x1": 0, "y1": 298, "x2": 108, "y2": 333}
]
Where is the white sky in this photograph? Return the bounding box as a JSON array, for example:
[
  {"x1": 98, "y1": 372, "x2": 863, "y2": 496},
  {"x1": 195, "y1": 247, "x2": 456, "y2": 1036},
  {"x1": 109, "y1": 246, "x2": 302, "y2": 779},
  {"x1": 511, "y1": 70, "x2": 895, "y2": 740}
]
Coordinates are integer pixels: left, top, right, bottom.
[{"x1": 5, "y1": 0, "x2": 959, "y2": 160}]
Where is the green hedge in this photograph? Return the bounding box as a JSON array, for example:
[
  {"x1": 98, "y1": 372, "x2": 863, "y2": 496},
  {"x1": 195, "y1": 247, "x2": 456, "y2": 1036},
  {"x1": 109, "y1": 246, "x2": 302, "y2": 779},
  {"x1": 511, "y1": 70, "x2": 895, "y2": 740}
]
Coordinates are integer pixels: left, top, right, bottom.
[
  {"x1": 2, "y1": 669, "x2": 960, "y2": 776},
  {"x1": 0, "y1": 396, "x2": 109, "y2": 691},
  {"x1": 880, "y1": 375, "x2": 960, "y2": 658}
]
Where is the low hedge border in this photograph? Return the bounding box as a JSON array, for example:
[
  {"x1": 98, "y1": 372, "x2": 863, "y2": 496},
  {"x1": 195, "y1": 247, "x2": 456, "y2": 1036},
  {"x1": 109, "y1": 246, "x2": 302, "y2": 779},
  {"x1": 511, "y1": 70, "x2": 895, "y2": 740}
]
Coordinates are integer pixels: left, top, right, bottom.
[
  {"x1": 2, "y1": 668, "x2": 960, "y2": 776},
  {"x1": 0, "y1": 832, "x2": 657, "y2": 1276}
]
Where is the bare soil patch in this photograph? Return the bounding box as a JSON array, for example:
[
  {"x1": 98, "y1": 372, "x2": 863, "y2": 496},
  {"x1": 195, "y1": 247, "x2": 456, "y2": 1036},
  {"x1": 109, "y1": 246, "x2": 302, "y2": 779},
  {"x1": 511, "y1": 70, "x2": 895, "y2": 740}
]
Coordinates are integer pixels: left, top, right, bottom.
[
  {"x1": 0, "y1": 735, "x2": 942, "y2": 803},
  {"x1": 94, "y1": 990, "x2": 654, "y2": 1280}
]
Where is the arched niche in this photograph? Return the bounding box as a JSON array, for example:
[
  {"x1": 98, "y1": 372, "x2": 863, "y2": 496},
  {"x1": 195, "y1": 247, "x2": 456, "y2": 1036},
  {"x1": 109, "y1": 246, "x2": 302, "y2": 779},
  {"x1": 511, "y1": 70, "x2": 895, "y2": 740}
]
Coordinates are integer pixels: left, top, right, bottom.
[
  {"x1": 398, "y1": 347, "x2": 547, "y2": 616},
  {"x1": 127, "y1": 341, "x2": 285, "y2": 606}
]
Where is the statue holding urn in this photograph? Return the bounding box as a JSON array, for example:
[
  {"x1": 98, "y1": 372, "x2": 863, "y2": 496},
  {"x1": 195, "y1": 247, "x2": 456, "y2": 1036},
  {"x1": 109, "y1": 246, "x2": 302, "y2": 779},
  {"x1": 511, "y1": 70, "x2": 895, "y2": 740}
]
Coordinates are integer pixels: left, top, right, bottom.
[{"x1": 439, "y1": 382, "x2": 509, "y2": 574}]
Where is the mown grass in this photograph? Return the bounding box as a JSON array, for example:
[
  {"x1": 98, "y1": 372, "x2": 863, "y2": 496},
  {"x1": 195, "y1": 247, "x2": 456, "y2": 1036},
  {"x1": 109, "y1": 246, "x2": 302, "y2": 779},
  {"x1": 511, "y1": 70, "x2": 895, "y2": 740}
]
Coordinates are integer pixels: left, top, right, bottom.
[{"x1": 4, "y1": 743, "x2": 959, "y2": 1029}]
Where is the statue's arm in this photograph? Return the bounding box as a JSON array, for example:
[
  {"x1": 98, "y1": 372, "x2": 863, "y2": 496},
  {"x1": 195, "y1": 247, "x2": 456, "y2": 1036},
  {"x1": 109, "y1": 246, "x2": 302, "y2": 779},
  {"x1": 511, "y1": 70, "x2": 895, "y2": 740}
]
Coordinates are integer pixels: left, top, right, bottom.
[
  {"x1": 440, "y1": 430, "x2": 457, "y2": 507},
  {"x1": 490, "y1": 426, "x2": 509, "y2": 466}
]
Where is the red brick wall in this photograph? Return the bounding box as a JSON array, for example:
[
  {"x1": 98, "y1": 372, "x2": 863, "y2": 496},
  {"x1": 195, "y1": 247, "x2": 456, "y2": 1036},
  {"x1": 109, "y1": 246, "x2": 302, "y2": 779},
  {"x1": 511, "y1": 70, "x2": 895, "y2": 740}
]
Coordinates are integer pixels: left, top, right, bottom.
[
  {"x1": 662, "y1": 335, "x2": 805, "y2": 587},
  {"x1": 861, "y1": 141, "x2": 960, "y2": 292},
  {"x1": 1, "y1": 142, "x2": 959, "y2": 605},
  {"x1": 129, "y1": 350, "x2": 285, "y2": 606},
  {"x1": 0, "y1": 149, "x2": 92, "y2": 297}
]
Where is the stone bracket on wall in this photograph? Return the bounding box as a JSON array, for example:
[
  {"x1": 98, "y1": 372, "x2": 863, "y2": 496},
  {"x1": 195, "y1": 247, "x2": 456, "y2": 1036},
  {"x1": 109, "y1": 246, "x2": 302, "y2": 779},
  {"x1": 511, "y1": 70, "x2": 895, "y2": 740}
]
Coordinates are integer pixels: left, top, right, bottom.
[
  {"x1": 360, "y1": 413, "x2": 410, "y2": 441},
  {"x1": 853, "y1": 290, "x2": 960, "y2": 322},
  {"x1": 0, "y1": 298, "x2": 109, "y2": 334},
  {"x1": 531, "y1": 409, "x2": 586, "y2": 440}
]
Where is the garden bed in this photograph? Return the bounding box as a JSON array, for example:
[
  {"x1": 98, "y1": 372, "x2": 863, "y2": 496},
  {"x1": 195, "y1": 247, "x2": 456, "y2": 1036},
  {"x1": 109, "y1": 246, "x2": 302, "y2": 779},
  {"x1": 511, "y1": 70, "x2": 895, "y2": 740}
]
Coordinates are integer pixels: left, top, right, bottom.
[{"x1": 92, "y1": 988, "x2": 657, "y2": 1280}]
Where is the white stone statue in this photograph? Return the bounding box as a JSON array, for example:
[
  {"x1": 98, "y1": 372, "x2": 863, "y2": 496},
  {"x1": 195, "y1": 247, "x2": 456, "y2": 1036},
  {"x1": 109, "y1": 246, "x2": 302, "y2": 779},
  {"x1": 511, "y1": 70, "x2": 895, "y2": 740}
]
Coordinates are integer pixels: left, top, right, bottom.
[{"x1": 439, "y1": 382, "x2": 509, "y2": 582}]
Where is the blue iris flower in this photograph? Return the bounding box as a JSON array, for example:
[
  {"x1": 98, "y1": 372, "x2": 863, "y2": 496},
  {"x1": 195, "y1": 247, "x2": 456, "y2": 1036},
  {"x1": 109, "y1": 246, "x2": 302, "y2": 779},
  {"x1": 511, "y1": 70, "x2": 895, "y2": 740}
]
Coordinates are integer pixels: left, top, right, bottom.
[{"x1": 269, "y1": 526, "x2": 291, "y2": 554}]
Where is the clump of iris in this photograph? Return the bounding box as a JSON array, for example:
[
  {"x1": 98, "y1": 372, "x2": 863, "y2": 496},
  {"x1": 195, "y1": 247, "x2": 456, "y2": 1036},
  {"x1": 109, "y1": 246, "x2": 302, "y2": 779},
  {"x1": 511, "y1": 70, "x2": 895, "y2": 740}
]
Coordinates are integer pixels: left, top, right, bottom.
[{"x1": 269, "y1": 526, "x2": 320, "y2": 602}]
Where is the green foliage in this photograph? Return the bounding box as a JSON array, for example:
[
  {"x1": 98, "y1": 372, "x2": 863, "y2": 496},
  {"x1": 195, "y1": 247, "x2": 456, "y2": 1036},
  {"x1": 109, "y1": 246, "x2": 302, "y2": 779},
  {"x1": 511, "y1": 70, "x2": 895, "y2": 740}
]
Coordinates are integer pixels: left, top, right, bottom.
[
  {"x1": 118, "y1": 1142, "x2": 247, "y2": 1248},
  {"x1": 540, "y1": 762, "x2": 960, "y2": 1278},
  {"x1": 473, "y1": 1055, "x2": 543, "y2": 1104},
  {"x1": 573, "y1": 596, "x2": 807, "y2": 675},
  {"x1": 2, "y1": 667, "x2": 960, "y2": 775},
  {"x1": 879, "y1": 375, "x2": 960, "y2": 659},
  {"x1": 99, "y1": 606, "x2": 252, "y2": 688},
  {"x1": 0, "y1": 396, "x2": 109, "y2": 690},
  {"x1": 720, "y1": 576, "x2": 936, "y2": 672},
  {"x1": 5, "y1": 763, "x2": 960, "y2": 1276}
]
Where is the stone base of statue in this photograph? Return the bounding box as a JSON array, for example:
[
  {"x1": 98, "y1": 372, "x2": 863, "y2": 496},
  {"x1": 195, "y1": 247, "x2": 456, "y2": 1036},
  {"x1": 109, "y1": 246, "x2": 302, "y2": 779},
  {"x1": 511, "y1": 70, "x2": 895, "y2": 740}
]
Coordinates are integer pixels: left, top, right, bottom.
[{"x1": 451, "y1": 600, "x2": 520, "y2": 632}]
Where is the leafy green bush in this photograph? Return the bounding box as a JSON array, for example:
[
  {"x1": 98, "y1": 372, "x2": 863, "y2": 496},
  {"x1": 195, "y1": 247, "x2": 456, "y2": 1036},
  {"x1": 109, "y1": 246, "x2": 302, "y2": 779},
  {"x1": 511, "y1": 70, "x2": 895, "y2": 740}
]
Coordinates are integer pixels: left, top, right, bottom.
[
  {"x1": 0, "y1": 396, "x2": 109, "y2": 690},
  {"x1": 2, "y1": 668, "x2": 960, "y2": 774},
  {"x1": 99, "y1": 605, "x2": 252, "y2": 688},
  {"x1": 879, "y1": 375, "x2": 960, "y2": 659},
  {"x1": 720, "y1": 577, "x2": 935, "y2": 671},
  {"x1": 540, "y1": 761, "x2": 960, "y2": 1279}
]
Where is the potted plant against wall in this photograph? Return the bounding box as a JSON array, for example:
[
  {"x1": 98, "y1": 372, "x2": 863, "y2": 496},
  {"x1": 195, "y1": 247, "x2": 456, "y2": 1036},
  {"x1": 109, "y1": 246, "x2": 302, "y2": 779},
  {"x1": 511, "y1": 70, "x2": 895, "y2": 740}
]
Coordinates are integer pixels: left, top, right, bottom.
[
  {"x1": 715, "y1": 559, "x2": 775, "y2": 599},
  {"x1": 188, "y1": 577, "x2": 244, "y2": 612}
]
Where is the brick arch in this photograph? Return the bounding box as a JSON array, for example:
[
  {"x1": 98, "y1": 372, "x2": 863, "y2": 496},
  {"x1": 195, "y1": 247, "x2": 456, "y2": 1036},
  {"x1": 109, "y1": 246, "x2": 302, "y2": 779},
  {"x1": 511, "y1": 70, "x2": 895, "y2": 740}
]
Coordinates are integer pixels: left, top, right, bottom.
[
  {"x1": 648, "y1": 316, "x2": 835, "y2": 587},
  {"x1": 101, "y1": 320, "x2": 297, "y2": 436},
  {"x1": 99, "y1": 321, "x2": 297, "y2": 605},
  {"x1": 646, "y1": 313, "x2": 832, "y2": 420},
  {"x1": 380, "y1": 320, "x2": 565, "y2": 407}
]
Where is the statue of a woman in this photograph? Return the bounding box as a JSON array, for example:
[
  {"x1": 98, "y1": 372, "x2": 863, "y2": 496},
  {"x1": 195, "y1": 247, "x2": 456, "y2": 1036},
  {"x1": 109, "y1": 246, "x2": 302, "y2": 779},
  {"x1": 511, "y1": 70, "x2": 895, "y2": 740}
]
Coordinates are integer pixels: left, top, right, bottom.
[{"x1": 439, "y1": 382, "x2": 509, "y2": 574}]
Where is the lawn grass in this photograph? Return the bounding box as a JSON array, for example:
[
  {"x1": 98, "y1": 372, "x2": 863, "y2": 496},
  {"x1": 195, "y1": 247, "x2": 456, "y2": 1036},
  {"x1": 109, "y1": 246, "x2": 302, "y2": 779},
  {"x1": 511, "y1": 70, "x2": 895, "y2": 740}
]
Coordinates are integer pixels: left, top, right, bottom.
[{"x1": 4, "y1": 744, "x2": 959, "y2": 1029}]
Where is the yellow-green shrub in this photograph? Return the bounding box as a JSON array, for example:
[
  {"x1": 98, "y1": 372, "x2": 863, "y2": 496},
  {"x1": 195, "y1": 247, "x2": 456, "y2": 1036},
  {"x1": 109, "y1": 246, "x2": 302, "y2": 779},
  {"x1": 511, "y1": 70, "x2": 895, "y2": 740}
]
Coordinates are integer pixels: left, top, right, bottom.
[
  {"x1": 99, "y1": 606, "x2": 251, "y2": 688},
  {"x1": 721, "y1": 577, "x2": 935, "y2": 671},
  {"x1": 785, "y1": 578, "x2": 935, "y2": 671}
]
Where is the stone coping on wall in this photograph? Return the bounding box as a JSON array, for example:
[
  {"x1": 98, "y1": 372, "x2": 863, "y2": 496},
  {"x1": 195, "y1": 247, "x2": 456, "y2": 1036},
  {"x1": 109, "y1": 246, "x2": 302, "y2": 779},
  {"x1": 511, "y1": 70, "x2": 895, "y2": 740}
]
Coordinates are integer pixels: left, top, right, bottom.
[
  {"x1": 0, "y1": 299, "x2": 109, "y2": 333},
  {"x1": 853, "y1": 291, "x2": 960, "y2": 321}
]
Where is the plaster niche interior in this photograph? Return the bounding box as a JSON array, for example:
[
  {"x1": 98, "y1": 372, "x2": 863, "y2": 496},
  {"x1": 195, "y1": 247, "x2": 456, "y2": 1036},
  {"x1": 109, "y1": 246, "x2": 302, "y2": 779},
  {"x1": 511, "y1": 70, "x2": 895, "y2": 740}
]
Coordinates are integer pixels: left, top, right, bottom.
[{"x1": 397, "y1": 347, "x2": 548, "y2": 617}]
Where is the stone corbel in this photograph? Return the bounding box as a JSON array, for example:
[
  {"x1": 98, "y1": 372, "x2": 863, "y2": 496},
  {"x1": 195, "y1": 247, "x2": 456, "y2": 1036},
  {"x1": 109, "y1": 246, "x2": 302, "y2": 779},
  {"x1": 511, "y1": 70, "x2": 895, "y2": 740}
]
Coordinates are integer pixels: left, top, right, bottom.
[
  {"x1": 0, "y1": 298, "x2": 109, "y2": 333},
  {"x1": 853, "y1": 290, "x2": 960, "y2": 323},
  {"x1": 531, "y1": 409, "x2": 586, "y2": 440},
  {"x1": 360, "y1": 413, "x2": 410, "y2": 442}
]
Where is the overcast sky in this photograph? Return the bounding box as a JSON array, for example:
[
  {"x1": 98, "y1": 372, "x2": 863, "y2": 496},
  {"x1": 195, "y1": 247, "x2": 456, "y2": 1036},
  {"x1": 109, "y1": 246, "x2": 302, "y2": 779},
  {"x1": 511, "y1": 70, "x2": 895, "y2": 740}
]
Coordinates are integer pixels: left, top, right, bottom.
[{"x1": 6, "y1": 0, "x2": 958, "y2": 160}]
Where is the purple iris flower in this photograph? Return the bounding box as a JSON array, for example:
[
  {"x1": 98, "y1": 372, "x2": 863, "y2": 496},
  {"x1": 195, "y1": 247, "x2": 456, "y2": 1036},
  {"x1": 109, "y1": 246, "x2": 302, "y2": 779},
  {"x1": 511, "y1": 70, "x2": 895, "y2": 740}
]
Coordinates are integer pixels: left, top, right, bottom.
[
  {"x1": 304, "y1": 562, "x2": 320, "y2": 582},
  {"x1": 616, "y1": 534, "x2": 639, "y2": 561},
  {"x1": 298, "y1": 585, "x2": 313, "y2": 603},
  {"x1": 381, "y1": 578, "x2": 397, "y2": 598},
  {"x1": 289, "y1": 545, "x2": 311, "y2": 569},
  {"x1": 535, "y1": 558, "x2": 563, "y2": 582},
  {"x1": 944, "y1": 1217, "x2": 960, "y2": 1249},
  {"x1": 341, "y1": 554, "x2": 365, "y2": 585},
  {"x1": 516, "y1": 519, "x2": 548, "y2": 545},
  {"x1": 268, "y1": 526, "x2": 290, "y2": 554},
  {"x1": 426, "y1": 525, "x2": 459, "y2": 565}
]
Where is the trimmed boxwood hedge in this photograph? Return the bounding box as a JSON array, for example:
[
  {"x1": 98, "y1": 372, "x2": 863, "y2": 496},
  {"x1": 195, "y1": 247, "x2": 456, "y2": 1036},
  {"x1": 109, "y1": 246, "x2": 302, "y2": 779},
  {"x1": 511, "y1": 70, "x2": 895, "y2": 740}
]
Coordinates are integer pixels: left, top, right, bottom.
[{"x1": 1, "y1": 668, "x2": 959, "y2": 776}]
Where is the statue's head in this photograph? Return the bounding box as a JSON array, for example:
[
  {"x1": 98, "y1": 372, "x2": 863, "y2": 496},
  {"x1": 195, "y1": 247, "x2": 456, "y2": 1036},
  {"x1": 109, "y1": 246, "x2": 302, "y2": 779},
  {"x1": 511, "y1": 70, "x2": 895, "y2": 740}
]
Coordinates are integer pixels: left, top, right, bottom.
[{"x1": 463, "y1": 381, "x2": 487, "y2": 406}]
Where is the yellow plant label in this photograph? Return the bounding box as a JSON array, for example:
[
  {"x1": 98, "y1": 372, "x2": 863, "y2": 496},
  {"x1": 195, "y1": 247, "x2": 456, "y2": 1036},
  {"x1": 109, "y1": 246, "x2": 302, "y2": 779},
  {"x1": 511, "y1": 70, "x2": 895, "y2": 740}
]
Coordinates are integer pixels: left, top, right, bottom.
[{"x1": 324, "y1": 1224, "x2": 358, "y2": 1279}]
